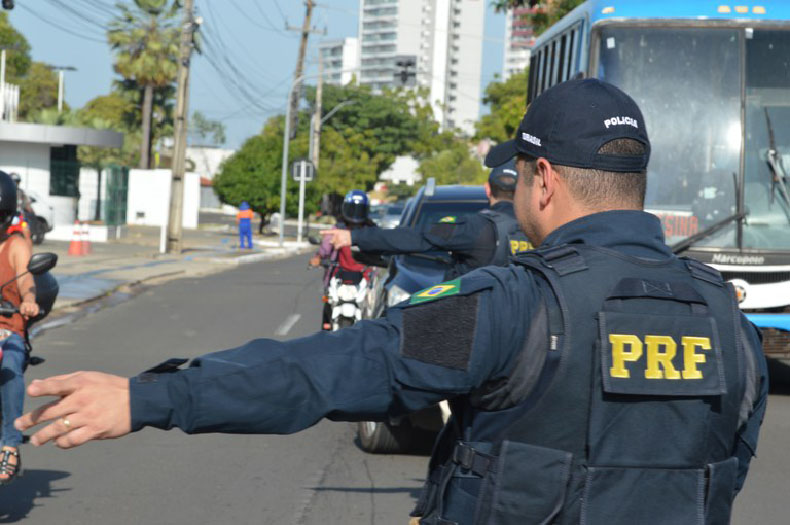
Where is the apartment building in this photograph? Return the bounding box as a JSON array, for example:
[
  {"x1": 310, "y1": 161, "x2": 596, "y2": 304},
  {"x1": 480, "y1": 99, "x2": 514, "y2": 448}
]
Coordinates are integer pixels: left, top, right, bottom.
[
  {"x1": 503, "y1": 6, "x2": 536, "y2": 81},
  {"x1": 357, "y1": 0, "x2": 484, "y2": 136},
  {"x1": 319, "y1": 38, "x2": 359, "y2": 86}
]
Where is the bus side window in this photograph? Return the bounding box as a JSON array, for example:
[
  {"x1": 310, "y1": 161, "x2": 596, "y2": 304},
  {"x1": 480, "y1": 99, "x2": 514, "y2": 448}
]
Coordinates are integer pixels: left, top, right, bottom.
[
  {"x1": 558, "y1": 34, "x2": 568, "y2": 82},
  {"x1": 536, "y1": 48, "x2": 545, "y2": 96},
  {"x1": 567, "y1": 27, "x2": 577, "y2": 78},
  {"x1": 528, "y1": 53, "x2": 538, "y2": 102}
]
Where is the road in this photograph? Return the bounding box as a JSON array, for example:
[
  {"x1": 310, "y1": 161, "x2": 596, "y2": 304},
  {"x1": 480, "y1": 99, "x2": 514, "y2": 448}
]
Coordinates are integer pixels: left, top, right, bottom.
[
  {"x1": 1, "y1": 253, "x2": 787, "y2": 523},
  {"x1": 2, "y1": 254, "x2": 427, "y2": 524}
]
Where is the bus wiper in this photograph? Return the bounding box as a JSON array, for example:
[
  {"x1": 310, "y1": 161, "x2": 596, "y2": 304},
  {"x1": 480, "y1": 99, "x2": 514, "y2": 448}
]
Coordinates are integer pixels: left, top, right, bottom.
[
  {"x1": 764, "y1": 108, "x2": 790, "y2": 207},
  {"x1": 672, "y1": 212, "x2": 746, "y2": 254}
]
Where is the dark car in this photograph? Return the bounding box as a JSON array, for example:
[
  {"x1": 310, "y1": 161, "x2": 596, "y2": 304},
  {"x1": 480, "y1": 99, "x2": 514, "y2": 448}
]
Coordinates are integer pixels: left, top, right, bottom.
[{"x1": 357, "y1": 179, "x2": 489, "y2": 453}]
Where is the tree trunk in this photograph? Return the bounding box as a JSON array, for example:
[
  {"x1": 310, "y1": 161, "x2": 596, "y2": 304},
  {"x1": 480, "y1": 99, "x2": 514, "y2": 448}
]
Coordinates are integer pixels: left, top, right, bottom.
[
  {"x1": 139, "y1": 84, "x2": 154, "y2": 169},
  {"x1": 94, "y1": 167, "x2": 103, "y2": 221}
]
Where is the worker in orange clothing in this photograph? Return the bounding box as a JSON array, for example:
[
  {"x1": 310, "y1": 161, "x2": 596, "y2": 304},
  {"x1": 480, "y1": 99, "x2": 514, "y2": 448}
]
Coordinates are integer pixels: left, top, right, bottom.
[{"x1": 236, "y1": 201, "x2": 254, "y2": 250}]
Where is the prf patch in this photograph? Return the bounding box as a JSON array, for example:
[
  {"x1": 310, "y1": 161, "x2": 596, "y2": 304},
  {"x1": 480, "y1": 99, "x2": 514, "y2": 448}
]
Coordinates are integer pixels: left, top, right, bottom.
[
  {"x1": 509, "y1": 240, "x2": 533, "y2": 255},
  {"x1": 410, "y1": 279, "x2": 461, "y2": 305},
  {"x1": 438, "y1": 216, "x2": 457, "y2": 223},
  {"x1": 599, "y1": 311, "x2": 726, "y2": 396}
]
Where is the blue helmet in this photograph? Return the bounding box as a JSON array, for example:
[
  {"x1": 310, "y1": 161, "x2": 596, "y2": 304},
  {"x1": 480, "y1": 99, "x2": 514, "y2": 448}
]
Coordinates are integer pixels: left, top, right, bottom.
[
  {"x1": 342, "y1": 189, "x2": 369, "y2": 224},
  {"x1": 239, "y1": 201, "x2": 250, "y2": 211}
]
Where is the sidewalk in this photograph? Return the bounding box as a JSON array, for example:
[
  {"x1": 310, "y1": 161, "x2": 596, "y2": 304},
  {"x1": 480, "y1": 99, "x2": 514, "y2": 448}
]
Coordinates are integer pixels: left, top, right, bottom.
[{"x1": 42, "y1": 222, "x2": 321, "y2": 311}]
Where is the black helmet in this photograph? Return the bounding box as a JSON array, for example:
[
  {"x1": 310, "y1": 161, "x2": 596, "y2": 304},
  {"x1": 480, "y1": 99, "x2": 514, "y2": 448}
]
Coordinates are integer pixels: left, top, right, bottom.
[
  {"x1": 341, "y1": 189, "x2": 369, "y2": 224},
  {"x1": 0, "y1": 171, "x2": 17, "y2": 230}
]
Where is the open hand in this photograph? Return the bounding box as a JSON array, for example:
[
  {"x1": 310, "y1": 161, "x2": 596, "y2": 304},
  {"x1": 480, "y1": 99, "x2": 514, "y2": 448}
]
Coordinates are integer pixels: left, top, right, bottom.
[
  {"x1": 15, "y1": 371, "x2": 131, "y2": 449},
  {"x1": 320, "y1": 229, "x2": 352, "y2": 249}
]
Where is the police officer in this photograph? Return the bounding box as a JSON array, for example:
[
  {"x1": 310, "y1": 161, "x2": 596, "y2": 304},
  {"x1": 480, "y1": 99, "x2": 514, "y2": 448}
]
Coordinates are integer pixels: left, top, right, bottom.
[
  {"x1": 16, "y1": 79, "x2": 767, "y2": 525},
  {"x1": 322, "y1": 160, "x2": 532, "y2": 279}
]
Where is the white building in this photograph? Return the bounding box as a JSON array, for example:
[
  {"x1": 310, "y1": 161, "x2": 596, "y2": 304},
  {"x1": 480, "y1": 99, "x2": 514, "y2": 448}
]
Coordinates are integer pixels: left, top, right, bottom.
[
  {"x1": 379, "y1": 155, "x2": 421, "y2": 186},
  {"x1": 0, "y1": 122, "x2": 123, "y2": 237},
  {"x1": 357, "y1": 0, "x2": 484, "y2": 136},
  {"x1": 503, "y1": 7, "x2": 535, "y2": 81},
  {"x1": 186, "y1": 145, "x2": 236, "y2": 211},
  {"x1": 319, "y1": 38, "x2": 359, "y2": 85}
]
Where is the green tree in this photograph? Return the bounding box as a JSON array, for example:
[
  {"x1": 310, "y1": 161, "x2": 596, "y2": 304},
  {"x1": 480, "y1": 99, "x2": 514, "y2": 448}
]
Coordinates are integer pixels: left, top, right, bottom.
[
  {"x1": 108, "y1": 0, "x2": 179, "y2": 169},
  {"x1": 491, "y1": 0, "x2": 584, "y2": 36},
  {"x1": 475, "y1": 69, "x2": 528, "y2": 143},
  {"x1": 0, "y1": 12, "x2": 31, "y2": 82},
  {"x1": 190, "y1": 111, "x2": 226, "y2": 146},
  {"x1": 418, "y1": 140, "x2": 487, "y2": 186},
  {"x1": 213, "y1": 115, "x2": 314, "y2": 230},
  {"x1": 18, "y1": 62, "x2": 61, "y2": 120},
  {"x1": 78, "y1": 91, "x2": 140, "y2": 167}
]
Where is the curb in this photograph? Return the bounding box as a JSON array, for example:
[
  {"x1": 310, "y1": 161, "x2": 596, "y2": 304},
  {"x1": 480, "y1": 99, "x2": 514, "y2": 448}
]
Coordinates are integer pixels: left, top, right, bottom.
[{"x1": 210, "y1": 246, "x2": 314, "y2": 266}]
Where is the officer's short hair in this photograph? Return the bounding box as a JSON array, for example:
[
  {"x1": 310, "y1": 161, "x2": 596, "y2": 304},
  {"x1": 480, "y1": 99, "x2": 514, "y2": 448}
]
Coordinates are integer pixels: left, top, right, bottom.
[
  {"x1": 520, "y1": 139, "x2": 647, "y2": 209},
  {"x1": 490, "y1": 184, "x2": 515, "y2": 201}
]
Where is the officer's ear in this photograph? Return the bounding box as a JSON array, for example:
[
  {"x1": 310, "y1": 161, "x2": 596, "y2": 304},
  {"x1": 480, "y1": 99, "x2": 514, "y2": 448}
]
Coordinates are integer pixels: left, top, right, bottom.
[
  {"x1": 535, "y1": 158, "x2": 556, "y2": 207},
  {"x1": 484, "y1": 182, "x2": 492, "y2": 200}
]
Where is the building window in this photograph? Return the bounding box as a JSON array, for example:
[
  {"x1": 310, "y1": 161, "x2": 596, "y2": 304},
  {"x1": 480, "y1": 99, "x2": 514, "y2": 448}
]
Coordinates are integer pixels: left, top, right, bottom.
[{"x1": 50, "y1": 145, "x2": 80, "y2": 198}]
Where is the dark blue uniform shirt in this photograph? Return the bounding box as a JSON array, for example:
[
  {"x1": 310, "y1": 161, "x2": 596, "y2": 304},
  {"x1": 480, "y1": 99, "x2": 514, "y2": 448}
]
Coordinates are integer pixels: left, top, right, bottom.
[
  {"x1": 130, "y1": 210, "x2": 767, "y2": 490},
  {"x1": 351, "y1": 201, "x2": 514, "y2": 277}
]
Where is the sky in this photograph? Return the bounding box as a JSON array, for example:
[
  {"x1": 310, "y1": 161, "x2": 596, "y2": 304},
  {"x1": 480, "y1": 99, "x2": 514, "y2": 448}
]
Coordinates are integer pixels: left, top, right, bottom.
[{"x1": 9, "y1": 0, "x2": 507, "y2": 149}]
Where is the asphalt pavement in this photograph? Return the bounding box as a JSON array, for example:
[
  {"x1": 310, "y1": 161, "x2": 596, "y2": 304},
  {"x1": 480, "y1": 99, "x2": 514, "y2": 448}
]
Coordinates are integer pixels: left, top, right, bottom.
[
  {"x1": 0, "y1": 251, "x2": 787, "y2": 523},
  {"x1": 1, "y1": 253, "x2": 427, "y2": 524}
]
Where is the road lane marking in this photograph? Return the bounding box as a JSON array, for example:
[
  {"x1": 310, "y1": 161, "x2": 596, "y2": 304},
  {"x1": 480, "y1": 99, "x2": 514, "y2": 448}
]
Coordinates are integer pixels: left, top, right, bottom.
[{"x1": 275, "y1": 314, "x2": 301, "y2": 336}]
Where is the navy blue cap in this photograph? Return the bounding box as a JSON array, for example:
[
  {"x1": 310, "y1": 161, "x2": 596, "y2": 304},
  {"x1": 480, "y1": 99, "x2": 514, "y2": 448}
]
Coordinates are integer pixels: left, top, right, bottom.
[
  {"x1": 485, "y1": 79, "x2": 650, "y2": 172},
  {"x1": 488, "y1": 158, "x2": 518, "y2": 191}
]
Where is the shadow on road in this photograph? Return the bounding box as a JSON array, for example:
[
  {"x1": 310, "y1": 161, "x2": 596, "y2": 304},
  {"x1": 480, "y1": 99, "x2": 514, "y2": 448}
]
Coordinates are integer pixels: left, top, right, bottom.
[
  {"x1": 768, "y1": 358, "x2": 790, "y2": 395},
  {"x1": 311, "y1": 485, "x2": 423, "y2": 499},
  {"x1": 0, "y1": 469, "x2": 70, "y2": 523}
]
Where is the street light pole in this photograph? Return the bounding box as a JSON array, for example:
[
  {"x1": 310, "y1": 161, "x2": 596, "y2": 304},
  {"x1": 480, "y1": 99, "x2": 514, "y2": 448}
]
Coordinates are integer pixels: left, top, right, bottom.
[
  {"x1": 279, "y1": 68, "x2": 359, "y2": 246},
  {"x1": 45, "y1": 65, "x2": 77, "y2": 113}
]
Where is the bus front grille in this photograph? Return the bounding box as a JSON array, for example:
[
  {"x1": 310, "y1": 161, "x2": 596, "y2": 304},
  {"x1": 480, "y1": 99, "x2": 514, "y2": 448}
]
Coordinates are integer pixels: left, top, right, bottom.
[{"x1": 720, "y1": 272, "x2": 790, "y2": 285}]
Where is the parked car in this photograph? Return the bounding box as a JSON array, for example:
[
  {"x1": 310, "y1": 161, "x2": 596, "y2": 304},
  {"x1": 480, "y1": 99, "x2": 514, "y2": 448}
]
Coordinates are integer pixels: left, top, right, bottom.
[
  {"x1": 26, "y1": 190, "x2": 54, "y2": 245},
  {"x1": 378, "y1": 201, "x2": 406, "y2": 229},
  {"x1": 356, "y1": 179, "x2": 489, "y2": 453}
]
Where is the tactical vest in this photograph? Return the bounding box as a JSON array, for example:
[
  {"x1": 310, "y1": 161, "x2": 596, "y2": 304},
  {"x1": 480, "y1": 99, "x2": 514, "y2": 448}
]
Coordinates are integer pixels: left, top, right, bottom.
[
  {"x1": 478, "y1": 208, "x2": 532, "y2": 267},
  {"x1": 415, "y1": 244, "x2": 760, "y2": 525}
]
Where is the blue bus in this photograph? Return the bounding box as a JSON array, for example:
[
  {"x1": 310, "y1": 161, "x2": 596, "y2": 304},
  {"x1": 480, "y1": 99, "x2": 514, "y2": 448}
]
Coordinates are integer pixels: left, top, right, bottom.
[{"x1": 527, "y1": 0, "x2": 790, "y2": 357}]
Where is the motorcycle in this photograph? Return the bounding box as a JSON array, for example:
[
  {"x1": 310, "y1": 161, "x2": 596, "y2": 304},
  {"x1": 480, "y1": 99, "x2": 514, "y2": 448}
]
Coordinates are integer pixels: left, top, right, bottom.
[{"x1": 326, "y1": 270, "x2": 369, "y2": 331}]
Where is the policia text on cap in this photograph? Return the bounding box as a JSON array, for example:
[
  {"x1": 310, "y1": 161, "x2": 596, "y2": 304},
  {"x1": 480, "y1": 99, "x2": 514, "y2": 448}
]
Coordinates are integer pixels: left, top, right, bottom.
[{"x1": 16, "y1": 79, "x2": 767, "y2": 525}]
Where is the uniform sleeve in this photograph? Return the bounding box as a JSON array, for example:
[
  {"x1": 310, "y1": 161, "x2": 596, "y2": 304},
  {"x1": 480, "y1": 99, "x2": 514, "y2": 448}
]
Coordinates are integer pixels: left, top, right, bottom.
[
  {"x1": 733, "y1": 317, "x2": 769, "y2": 494},
  {"x1": 351, "y1": 225, "x2": 435, "y2": 254},
  {"x1": 129, "y1": 266, "x2": 534, "y2": 435}
]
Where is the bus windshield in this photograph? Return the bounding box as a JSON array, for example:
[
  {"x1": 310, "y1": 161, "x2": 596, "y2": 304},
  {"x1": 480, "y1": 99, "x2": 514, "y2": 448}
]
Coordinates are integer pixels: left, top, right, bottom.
[{"x1": 598, "y1": 27, "x2": 743, "y2": 249}]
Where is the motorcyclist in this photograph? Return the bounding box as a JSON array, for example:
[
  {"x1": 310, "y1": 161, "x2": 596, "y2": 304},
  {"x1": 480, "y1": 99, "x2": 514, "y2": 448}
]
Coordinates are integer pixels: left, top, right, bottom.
[
  {"x1": 0, "y1": 171, "x2": 39, "y2": 485},
  {"x1": 309, "y1": 190, "x2": 375, "y2": 330},
  {"x1": 8, "y1": 173, "x2": 32, "y2": 247}
]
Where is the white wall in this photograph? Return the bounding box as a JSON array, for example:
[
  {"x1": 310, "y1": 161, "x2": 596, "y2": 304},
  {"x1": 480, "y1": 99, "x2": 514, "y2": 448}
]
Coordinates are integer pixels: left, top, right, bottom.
[
  {"x1": 0, "y1": 142, "x2": 78, "y2": 226},
  {"x1": 126, "y1": 169, "x2": 200, "y2": 228}
]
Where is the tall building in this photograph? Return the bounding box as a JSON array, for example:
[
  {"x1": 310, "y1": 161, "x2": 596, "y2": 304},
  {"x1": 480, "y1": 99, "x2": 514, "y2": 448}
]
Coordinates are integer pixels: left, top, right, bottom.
[
  {"x1": 357, "y1": 0, "x2": 484, "y2": 136},
  {"x1": 503, "y1": 7, "x2": 535, "y2": 81},
  {"x1": 319, "y1": 38, "x2": 359, "y2": 86}
]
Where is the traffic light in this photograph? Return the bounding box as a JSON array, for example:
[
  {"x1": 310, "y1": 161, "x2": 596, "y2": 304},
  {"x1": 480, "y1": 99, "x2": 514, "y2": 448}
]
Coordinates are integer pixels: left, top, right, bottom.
[{"x1": 2, "y1": 0, "x2": 13, "y2": 10}]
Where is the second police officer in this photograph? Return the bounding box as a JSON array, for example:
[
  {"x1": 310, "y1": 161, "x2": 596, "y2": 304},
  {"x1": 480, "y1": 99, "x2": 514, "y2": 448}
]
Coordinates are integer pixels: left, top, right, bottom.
[
  {"x1": 17, "y1": 79, "x2": 768, "y2": 525},
  {"x1": 322, "y1": 160, "x2": 532, "y2": 279}
]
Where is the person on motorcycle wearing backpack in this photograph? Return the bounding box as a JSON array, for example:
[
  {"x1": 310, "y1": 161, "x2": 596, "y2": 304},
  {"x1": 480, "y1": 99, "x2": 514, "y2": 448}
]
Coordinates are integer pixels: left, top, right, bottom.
[
  {"x1": 309, "y1": 190, "x2": 375, "y2": 330},
  {"x1": 0, "y1": 171, "x2": 39, "y2": 485},
  {"x1": 7, "y1": 173, "x2": 32, "y2": 247}
]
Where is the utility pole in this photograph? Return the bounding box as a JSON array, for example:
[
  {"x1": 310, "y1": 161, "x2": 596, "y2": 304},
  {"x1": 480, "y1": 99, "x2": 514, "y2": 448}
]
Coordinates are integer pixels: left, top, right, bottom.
[
  {"x1": 309, "y1": 56, "x2": 323, "y2": 168},
  {"x1": 286, "y1": 0, "x2": 316, "y2": 137},
  {"x1": 44, "y1": 64, "x2": 77, "y2": 113},
  {"x1": 166, "y1": 0, "x2": 198, "y2": 254}
]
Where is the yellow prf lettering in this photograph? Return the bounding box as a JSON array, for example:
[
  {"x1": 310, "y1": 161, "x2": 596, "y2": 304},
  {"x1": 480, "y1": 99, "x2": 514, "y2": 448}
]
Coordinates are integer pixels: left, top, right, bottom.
[
  {"x1": 644, "y1": 335, "x2": 681, "y2": 380},
  {"x1": 510, "y1": 240, "x2": 520, "y2": 255},
  {"x1": 682, "y1": 336, "x2": 711, "y2": 379},
  {"x1": 609, "y1": 334, "x2": 643, "y2": 378}
]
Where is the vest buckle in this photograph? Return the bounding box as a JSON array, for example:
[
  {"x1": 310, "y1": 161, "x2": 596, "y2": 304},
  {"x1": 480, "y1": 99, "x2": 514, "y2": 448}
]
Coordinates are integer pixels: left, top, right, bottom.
[{"x1": 452, "y1": 443, "x2": 475, "y2": 470}]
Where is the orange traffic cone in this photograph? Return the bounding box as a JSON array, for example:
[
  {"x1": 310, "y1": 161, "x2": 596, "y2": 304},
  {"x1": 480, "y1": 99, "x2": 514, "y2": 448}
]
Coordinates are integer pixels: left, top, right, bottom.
[
  {"x1": 80, "y1": 222, "x2": 92, "y2": 255},
  {"x1": 67, "y1": 221, "x2": 83, "y2": 256}
]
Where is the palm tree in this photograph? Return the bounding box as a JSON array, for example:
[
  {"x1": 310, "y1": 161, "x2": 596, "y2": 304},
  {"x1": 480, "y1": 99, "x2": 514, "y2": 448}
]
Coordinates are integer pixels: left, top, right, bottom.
[{"x1": 108, "y1": 0, "x2": 179, "y2": 169}]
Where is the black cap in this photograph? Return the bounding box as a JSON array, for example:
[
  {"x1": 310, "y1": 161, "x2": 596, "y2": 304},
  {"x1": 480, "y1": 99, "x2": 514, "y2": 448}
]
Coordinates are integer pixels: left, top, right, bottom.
[
  {"x1": 488, "y1": 158, "x2": 518, "y2": 191},
  {"x1": 485, "y1": 79, "x2": 650, "y2": 172}
]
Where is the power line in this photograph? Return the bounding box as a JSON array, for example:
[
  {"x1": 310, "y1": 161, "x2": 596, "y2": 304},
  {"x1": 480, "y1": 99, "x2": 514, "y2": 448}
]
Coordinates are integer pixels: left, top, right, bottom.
[
  {"x1": 271, "y1": 0, "x2": 288, "y2": 23},
  {"x1": 18, "y1": 3, "x2": 107, "y2": 43}
]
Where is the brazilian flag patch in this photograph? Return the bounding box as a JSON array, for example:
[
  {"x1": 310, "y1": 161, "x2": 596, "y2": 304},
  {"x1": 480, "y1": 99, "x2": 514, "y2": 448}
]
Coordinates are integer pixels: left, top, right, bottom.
[
  {"x1": 438, "y1": 216, "x2": 457, "y2": 223},
  {"x1": 410, "y1": 279, "x2": 461, "y2": 305}
]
